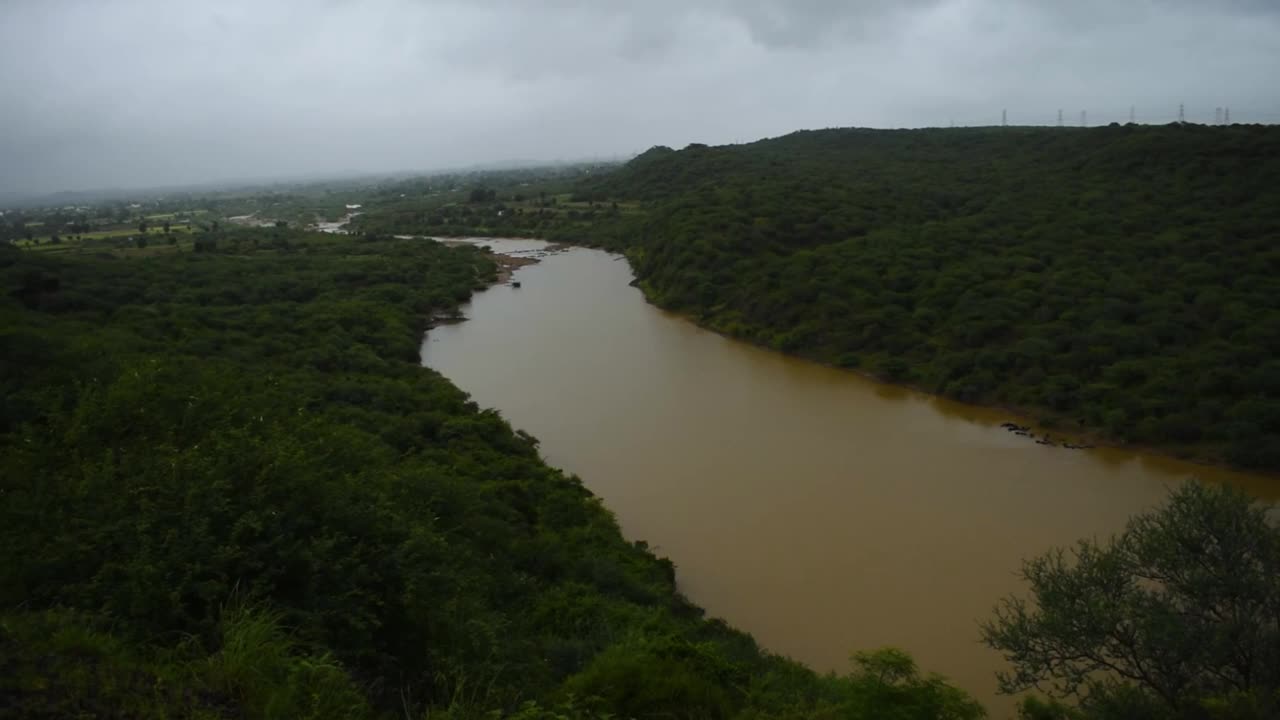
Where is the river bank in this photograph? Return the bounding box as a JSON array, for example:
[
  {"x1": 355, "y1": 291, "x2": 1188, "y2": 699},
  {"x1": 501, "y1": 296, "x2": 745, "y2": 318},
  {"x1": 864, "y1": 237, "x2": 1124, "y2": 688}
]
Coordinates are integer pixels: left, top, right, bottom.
[
  {"x1": 461, "y1": 236, "x2": 1276, "y2": 482},
  {"x1": 422, "y1": 239, "x2": 1277, "y2": 717},
  {"x1": 444, "y1": 238, "x2": 569, "y2": 284},
  {"x1": 662, "y1": 285, "x2": 1276, "y2": 480}
]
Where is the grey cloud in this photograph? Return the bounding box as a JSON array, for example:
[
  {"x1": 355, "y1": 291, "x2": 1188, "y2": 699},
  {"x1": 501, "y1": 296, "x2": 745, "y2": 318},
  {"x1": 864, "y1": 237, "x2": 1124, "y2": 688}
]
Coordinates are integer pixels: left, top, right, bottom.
[
  {"x1": 1, "y1": 0, "x2": 1277, "y2": 195},
  {"x1": 724, "y1": 0, "x2": 944, "y2": 48}
]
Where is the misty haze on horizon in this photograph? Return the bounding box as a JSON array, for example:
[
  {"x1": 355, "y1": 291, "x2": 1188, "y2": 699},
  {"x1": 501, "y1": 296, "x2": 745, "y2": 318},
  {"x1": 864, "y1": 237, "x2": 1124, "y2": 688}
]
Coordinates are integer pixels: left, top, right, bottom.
[{"x1": 2, "y1": 0, "x2": 1278, "y2": 195}]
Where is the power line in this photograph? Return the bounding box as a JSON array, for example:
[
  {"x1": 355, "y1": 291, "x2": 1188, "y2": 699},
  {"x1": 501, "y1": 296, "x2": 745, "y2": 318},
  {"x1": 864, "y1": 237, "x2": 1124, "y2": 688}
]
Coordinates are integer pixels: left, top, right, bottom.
[{"x1": 886, "y1": 106, "x2": 1276, "y2": 130}]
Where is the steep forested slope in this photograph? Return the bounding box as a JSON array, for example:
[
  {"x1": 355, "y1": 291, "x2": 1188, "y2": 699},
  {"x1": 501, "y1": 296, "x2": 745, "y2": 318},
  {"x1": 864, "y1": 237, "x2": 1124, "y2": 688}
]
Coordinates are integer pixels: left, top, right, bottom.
[
  {"x1": 0, "y1": 231, "x2": 980, "y2": 719},
  {"x1": 575, "y1": 125, "x2": 1280, "y2": 470}
]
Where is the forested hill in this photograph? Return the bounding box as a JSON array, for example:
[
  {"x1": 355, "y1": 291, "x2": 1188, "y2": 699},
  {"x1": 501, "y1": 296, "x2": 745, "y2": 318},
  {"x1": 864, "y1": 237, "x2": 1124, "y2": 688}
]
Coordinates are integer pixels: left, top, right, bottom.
[
  {"x1": 572, "y1": 124, "x2": 1280, "y2": 471},
  {"x1": 0, "y1": 231, "x2": 980, "y2": 719}
]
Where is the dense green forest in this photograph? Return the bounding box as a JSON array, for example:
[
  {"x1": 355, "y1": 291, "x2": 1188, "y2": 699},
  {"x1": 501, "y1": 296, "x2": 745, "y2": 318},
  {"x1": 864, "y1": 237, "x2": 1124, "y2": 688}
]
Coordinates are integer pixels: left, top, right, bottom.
[
  {"x1": 541, "y1": 125, "x2": 1280, "y2": 471},
  {"x1": 0, "y1": 229, "x2": 985, "y2": 718}
]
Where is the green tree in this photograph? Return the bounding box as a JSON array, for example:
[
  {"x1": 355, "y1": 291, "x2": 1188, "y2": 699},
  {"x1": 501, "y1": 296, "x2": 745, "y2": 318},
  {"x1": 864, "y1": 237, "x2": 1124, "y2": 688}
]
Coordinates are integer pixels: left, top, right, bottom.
[
  {"x1": 982, "y1": 482, "x2": 1280, "y2": 719},
  {"x1": 846, "y1": 648, "x2": 986, "y2": 720}
]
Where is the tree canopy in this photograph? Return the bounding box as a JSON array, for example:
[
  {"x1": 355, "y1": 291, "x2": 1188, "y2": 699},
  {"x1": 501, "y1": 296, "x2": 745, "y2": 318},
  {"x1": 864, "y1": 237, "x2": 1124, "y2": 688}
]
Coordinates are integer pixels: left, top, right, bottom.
[{"x1": 982, "y1": 481, "x2": 1280, "y2": 720}]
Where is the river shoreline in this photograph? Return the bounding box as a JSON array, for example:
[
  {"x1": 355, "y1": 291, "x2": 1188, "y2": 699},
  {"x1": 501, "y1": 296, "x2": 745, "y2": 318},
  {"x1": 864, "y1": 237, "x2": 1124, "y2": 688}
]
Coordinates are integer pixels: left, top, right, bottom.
[
  {"x1": 442, "y1": 238, "x2": 539, "y2": 283},
  {"x1": 441, "y1": 237, "x2": 571, "y2": 285},
  {"x1": 453, "y1": 235, "x2": 1274, "y2": 483},
  {"x1": 421, "y1": 238, "x2": 1278, "y2": 716},
  {"x1": 637, "y1": 276, "x2": 1276, "y2": 482}
]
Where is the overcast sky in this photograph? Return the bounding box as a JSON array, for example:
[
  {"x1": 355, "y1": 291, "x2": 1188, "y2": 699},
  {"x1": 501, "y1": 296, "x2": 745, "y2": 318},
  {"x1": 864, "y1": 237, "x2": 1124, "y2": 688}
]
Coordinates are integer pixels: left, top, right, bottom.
[{"x1": 1, "y1": 0, "x2": 1277, "y2": 194}]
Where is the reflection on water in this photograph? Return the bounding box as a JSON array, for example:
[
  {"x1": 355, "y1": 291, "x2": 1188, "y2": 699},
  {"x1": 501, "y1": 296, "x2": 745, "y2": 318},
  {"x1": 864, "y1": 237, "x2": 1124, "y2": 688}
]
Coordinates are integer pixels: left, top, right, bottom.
[{"x1": 422, "y1": 238, "x2": 1276, "y2": 717}]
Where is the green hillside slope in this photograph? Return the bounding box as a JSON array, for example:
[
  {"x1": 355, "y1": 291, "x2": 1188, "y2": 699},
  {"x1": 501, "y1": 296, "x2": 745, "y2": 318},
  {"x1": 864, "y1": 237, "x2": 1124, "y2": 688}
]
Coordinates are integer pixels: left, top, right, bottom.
[{"x1": 576, "y1": 125, "x2": 1280, "y2": 470}]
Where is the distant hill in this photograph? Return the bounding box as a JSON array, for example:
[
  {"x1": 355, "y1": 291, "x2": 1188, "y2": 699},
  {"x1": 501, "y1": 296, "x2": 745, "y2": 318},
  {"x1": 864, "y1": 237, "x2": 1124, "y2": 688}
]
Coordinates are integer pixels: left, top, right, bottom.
[{"x1": 577, "y1": 124, "x2": 1280, "y2": 470}]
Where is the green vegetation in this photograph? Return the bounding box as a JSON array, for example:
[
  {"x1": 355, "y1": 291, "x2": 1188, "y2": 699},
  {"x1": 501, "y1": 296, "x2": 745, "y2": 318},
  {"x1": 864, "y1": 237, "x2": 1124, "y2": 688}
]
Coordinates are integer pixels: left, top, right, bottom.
[
  {"x1": 983, "y1": 481, "x2": 1280, "y2": 720},
  {"x1": 0, "y1": 228, "x2": 982, "y2": 718},
  {"x1": 7, "y1": 127, "x2": 1278, "y2": 717},
  {"x1": 348, "y1": 163, "x2": 628, "y2": 240},
  {"x1": 538, "y1": 125, "x2": 1280, "y2": 471}
]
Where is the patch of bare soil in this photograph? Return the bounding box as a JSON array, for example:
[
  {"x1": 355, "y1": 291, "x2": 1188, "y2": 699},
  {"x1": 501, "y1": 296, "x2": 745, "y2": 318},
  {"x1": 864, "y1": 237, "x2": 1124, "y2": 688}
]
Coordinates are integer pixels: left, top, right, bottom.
[{"x1": 495, "y1": 253, "x2": 538, "y2": 284}]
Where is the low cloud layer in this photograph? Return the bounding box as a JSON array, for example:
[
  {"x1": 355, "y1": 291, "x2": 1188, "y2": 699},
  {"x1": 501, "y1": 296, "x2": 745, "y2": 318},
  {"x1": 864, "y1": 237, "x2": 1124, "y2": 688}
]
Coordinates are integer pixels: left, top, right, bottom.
[{"x1": 2, "y1": 0, "x2": 1277, "y2": 193}]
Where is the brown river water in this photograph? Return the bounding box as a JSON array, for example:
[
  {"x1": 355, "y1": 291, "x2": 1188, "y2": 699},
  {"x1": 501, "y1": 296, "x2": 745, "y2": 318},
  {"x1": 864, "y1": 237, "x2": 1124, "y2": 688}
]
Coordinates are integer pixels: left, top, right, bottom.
[{"x1": 421, "y1": 238, "x2": 1277, "y2": 717}]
